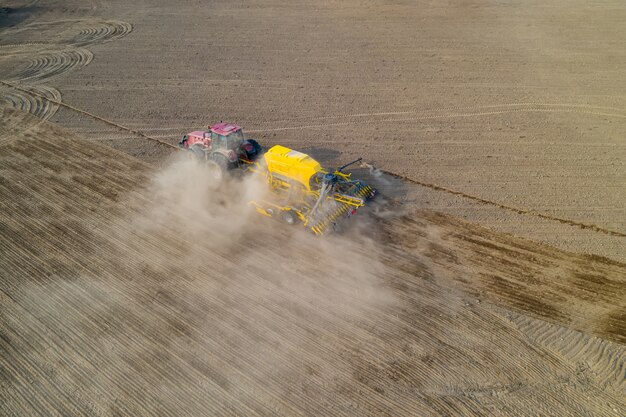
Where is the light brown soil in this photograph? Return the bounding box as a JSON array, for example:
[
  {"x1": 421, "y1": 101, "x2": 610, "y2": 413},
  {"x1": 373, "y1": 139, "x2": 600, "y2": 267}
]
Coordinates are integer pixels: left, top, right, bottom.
[
  {"x1": 1, "y1": 0, "x2": 625, "y2": 415},
  {"x1": 1, "y1": 109, "x2": 625, "y2": 415}
]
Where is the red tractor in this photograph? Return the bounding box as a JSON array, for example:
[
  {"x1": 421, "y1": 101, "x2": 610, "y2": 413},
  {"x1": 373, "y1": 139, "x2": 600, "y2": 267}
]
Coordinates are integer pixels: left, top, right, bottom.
[{"x1": 178, "y1": 122, "x2": 262, "y2": 177}]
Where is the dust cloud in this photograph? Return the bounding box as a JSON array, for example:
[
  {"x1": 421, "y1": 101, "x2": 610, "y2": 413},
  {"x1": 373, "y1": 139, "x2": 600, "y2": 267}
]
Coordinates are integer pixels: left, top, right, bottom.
[
  {"x1": 79, "y1": 153, "x2": 400, "y2": 399},
  {"x1": 363, "y1": 162, "x2": 390, "y2": 187},
  {"x1": 11, "y1": 153, "x2": 400, "y2": 412},
  {"x1": 136, "y1": 154, "x2": 268, "y2": 243},
  {"x1": 129, "y1": 152, "x2": 397, "y2": 313}
]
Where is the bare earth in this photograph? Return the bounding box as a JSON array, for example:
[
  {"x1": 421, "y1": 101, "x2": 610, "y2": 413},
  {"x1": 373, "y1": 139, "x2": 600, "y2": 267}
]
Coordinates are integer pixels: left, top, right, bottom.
[{"x1": 1, "y1": 0, "x2": 625, "y2": 416}]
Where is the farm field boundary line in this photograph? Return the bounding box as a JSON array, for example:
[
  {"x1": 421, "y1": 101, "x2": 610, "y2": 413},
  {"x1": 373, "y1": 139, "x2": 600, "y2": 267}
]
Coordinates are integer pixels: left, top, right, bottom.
[
  {"x1": 245, "y1": 108, "x2": 626, "y2": 133},
  {"x1": 243, "y1": 102, "x2": 626, "y2": 126},
  {"x1": 381, "y1": 171, "x2": 626, "y2": 238},
  {"x1": 2, "y1": 79, "x2": 624, "y2": 239}
]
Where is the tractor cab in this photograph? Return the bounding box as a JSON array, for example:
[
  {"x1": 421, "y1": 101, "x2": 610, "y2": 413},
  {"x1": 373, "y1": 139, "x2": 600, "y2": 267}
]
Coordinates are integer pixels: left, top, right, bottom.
[
  {"x1": 178, "y1": 123, "x2": 243, "y2": 150},
  {"x1": 179, "y1": 122, "x2": 262, "y2": 167},
  {"x1": 209, "y1": 123, "x2": 245, "y2": 151}
]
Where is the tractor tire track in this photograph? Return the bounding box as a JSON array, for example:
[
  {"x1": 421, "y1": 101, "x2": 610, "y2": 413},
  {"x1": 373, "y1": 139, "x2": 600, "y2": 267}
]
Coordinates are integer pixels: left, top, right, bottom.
[
  {"x1": 0, "y1": 18, "x2": 132, "y2": 119},
  {"x1": 244, "y1": 107, "x2": 626, "y2": 133},
  {"x1": 7, "y1": 47, "x2": 93, "y2": 84},
  {"x1": 115, "y1": 102, "x2": 626, "y2": 136},
  {"x1": 0, "y1": 84, "x2": 60, "y2": 121},
  {"x1": 1, "y1": 19, "x2": 132, "y2": 48},
  {"x1": 0, "y1": 42, "x2": 50, "y2": 49},
  {"x1": 68, "y1": 20, "x2": 133, "y2": 47},
  {"x1": 242, "y1": 102, "x2": 626, "y2": 126}
]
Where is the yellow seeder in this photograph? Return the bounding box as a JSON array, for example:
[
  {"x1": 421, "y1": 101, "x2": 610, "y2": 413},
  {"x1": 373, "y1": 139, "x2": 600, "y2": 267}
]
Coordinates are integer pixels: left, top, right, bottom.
[{"x1": 249, "y1": 145, "x2": 376, "y2": 234}]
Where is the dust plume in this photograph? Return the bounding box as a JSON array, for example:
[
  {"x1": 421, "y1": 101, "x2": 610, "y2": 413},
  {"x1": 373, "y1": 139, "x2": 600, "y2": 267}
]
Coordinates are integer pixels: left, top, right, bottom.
[
  {"x1": 127, "y1": 152, "x2": 397, "y2": 313},
  {"x1": 70, "y1": 153, "x2": 401, "y2": 405},
  {"x1": 133, "y1": 154, "x2": 268, "y2": 244},
  {"x1": 363, "y1": 162, "x2": 390, "y2": 187}
]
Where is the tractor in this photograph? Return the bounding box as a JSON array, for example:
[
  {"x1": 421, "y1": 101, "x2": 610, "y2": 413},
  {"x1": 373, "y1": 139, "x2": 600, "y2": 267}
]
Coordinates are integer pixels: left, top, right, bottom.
[
  {"x1": 178, "y1": 122, "x2": 376, "y2": 234},
  {"x1": 178, "y1": 122, "x2": 262, "y2": 178}
]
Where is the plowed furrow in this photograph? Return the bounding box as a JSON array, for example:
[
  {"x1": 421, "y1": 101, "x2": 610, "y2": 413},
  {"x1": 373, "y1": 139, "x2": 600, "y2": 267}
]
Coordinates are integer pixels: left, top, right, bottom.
[
  {"x1": 513, "y1": 314, "x2": 626, "y2": 394},
  {"x1": 0, "y1": 84, "x2": 60, "y2": 120},
  {"x1": 2, "y1": 111, "x2": 625, "y2": 415},
  {"x1": 0, "y1": 242, "x2": 259, "y2": 416},
  {"x1": 8, "y1": 48, "x2": 93, "y2": 84},
  {"x1": 69, "y1": 21, "x2": 133, "y2": 47}
]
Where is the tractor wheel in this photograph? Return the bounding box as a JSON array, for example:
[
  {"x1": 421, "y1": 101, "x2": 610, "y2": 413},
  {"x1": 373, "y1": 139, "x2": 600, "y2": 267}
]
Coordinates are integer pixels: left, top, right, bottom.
[
  {"x1": 281, "y1": 209, "x2": 297, "y2": 225},
  {"x1": 189, "y1": 144, "x2": 206, "y2": 161},
  {"x1": 207, "y1": 153, "x2": 229, "y2": 181},
  {"x1": 244, "y1": 139, "x2": 263, "y2": 161}
]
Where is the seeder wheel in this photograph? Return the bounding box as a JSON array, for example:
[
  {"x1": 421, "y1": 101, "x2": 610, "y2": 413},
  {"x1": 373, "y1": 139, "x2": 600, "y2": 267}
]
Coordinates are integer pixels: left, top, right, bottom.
[{"x1": 281, "y1": 210, "x2": 297, "y2": 225}]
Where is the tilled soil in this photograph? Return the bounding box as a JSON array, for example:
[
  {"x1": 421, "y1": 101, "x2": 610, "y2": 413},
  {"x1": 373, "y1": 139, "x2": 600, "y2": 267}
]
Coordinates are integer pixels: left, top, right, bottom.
[
  {"x1": 1, "y1": 0, "x2": 625, "y2": 259},
  {"x1": 1, "y1": 110, "x2": 625, "y2": 415},
  {"x1": 1, "y1": 0, "x2": 625, "y2": 415}
]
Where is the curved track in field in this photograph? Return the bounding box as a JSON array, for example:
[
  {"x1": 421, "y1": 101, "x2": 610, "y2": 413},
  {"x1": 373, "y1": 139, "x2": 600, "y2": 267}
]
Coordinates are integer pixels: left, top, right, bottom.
[
  {"x1": 0, "y1": 84, "x2": 60, "y2": 121},
  {"x1": 0, "y1": 18, "x2": 131, "y2": 118},
  {"x1": 68, "y1": 20, "x2": 133, "y2": 46},
  {"x1": 7, "y1": 48, "x2": 93, "y2": 84}
]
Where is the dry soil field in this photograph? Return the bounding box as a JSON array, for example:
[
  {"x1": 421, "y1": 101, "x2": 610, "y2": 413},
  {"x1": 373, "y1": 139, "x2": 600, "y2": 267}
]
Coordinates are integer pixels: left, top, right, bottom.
[{"x1": 1, "y1": 0, "x2": 625, "y2": 416}]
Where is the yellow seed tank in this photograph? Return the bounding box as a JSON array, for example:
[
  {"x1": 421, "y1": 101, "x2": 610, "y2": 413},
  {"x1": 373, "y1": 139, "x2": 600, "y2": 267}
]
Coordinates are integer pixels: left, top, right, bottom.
[
  {"x1": 252, "y1": 145, "x2": 376, "y2": 234},
  {"x1": 263, "y1": 145, "x2": 322, "y2": 191}
]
